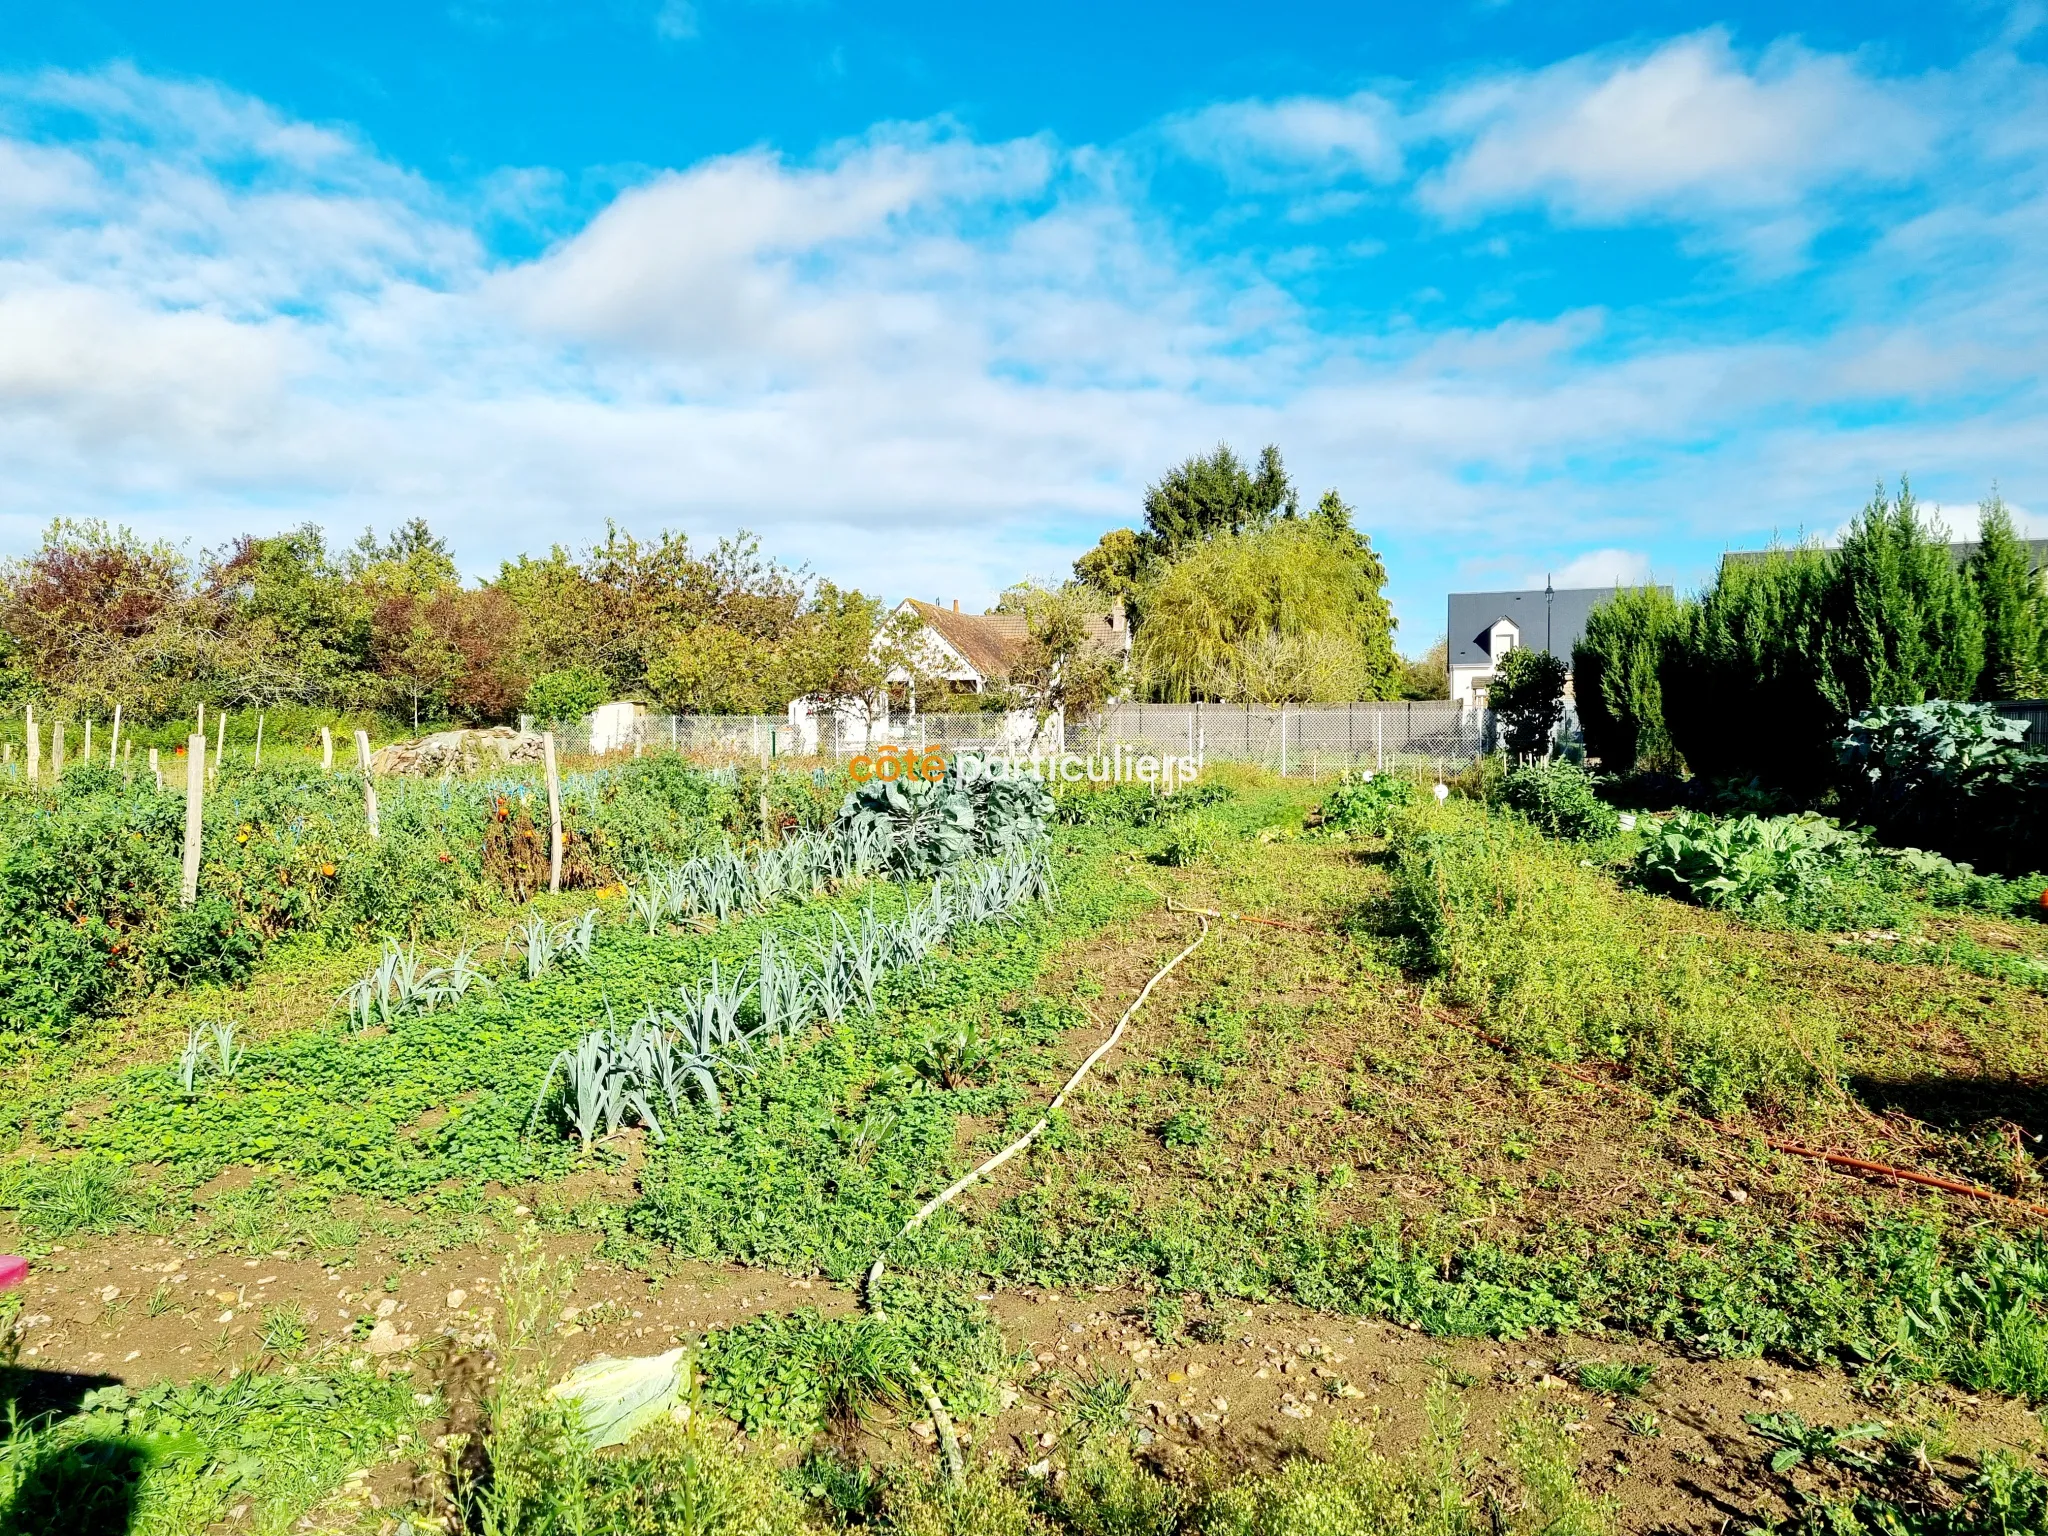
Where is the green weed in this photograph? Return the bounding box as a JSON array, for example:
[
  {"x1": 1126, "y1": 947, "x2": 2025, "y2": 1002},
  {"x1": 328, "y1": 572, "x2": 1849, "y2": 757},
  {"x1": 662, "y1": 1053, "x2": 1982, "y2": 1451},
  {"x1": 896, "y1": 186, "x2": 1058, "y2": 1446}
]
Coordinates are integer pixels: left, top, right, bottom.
[
  {"x1": 1387, "y1": 800, "x2": 1834, "y2": 1115},
  {"x1": 1573, "y1": 1360, "x2": 1656, "y2": 1398},
  {"x1": 0, "y1": 1369, "x2": 426, "y2": 1536}
]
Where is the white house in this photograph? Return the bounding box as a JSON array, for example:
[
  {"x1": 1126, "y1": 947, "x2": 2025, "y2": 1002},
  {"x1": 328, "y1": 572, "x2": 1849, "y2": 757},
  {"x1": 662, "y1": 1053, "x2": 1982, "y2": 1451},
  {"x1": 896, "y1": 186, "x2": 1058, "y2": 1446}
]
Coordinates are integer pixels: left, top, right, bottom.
[
  {"x1": 1446, "y1": 585, "x2": 1669, "y2": 711},
  {"x1": 789, "y1": 596, "x2": 1131, "y2": 753}
]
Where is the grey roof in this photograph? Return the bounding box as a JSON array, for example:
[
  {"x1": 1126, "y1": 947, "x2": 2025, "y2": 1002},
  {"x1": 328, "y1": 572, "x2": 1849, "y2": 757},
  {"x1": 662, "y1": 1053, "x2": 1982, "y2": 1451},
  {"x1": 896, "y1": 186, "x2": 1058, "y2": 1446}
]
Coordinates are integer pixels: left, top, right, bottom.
[
  {"x1": 1723, "y1": 540, "x2": 2048, "y2": 575},
  {"x1": 1447, "y1": 587, "x2": 1670, "y2": 669}
]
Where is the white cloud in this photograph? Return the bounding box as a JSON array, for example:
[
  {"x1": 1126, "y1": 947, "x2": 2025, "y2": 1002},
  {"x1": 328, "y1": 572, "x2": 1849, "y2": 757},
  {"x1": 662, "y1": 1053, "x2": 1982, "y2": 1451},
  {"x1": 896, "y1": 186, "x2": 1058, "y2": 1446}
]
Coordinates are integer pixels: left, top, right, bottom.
[
  {"x1": 0, "y1": 49, "x2": 2042, "y2": 629},
  {"x1": 1165, "y1": 92, "x2": 1403, "y2": 189},
  {"x1": 1538, "y1": 549, "x2": 1656, "y2": 589},
  {"x1": 1421, "y1": 30, "x2": 1928, "y2": 227}
]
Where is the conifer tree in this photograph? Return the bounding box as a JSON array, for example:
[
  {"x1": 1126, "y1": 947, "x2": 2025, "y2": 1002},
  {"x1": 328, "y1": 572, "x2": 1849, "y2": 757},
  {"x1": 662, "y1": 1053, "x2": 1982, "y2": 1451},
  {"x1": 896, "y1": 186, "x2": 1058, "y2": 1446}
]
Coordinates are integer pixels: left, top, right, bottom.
[
  {"x1": 1967, "y1": 489, "x2": 2046, "y2": 699},
  {"x1": 1819, "y1": 478, "x2": 1983, "y2": 712}
]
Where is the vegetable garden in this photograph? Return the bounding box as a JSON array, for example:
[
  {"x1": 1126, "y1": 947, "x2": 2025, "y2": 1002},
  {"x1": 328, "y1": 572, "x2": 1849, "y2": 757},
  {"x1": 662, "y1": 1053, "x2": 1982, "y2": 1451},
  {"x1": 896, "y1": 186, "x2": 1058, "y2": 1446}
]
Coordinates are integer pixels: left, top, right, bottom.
[{"x1": 5, "y1": 739, "x2": 2048, "y2": 1535}]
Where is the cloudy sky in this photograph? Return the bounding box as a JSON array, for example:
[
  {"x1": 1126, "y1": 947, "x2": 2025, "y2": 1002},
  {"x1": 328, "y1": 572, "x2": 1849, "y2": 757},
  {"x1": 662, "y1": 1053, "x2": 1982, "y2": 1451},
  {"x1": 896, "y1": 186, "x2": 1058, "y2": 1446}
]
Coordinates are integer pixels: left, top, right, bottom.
[{"x1": 2, "y1": 2, "x2": 2044, "y2": 650}]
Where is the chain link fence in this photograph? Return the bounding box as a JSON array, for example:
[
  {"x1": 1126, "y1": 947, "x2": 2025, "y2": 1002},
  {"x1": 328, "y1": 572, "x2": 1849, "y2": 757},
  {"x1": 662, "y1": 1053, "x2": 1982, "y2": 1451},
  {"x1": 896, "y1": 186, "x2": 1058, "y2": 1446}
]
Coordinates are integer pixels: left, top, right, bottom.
[
  {"x1": 1078, "y1": 701, "x2": 1489, "y2": 776},
  {"x1": 548, "y1": 700, "x2": 1492, "y2": 777}
]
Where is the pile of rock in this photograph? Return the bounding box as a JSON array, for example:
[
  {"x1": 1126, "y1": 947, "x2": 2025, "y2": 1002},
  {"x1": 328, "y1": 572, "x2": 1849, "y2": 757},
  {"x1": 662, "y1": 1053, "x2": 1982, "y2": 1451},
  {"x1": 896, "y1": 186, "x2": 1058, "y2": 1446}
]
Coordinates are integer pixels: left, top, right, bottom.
[{"x1": 369, "y1": 727, "x2": 546, "y2": 777}]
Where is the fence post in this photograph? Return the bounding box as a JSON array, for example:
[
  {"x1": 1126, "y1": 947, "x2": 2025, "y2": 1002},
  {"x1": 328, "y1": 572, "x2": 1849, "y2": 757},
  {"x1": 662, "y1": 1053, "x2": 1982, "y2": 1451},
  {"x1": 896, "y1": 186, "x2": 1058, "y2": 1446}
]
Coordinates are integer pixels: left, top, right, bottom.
[
  {"x1": 544, "y1": 730, "x2": 563, "y2": 894},
  {"x1": 321, "y1": 726, "x2": 333, "y2": 772},
  {"x1": 253, "y1": 712, "x2": 264, "y2": 770},
  {"x1": 52, "y1": 720, "x2": 64, "y2": 779},
  {"x1": 1278, "y1": 708, "x2": 1289, "y2": 776},
  {"x1": 25, "y1": 707, "x2": 37, "y2": 785},
  {"x1": 109, "y1": 704, "x2": 122, "y2": 767},
  {"x1": 1376, "y1": 711, "x2": 1383, "y2": 772},
  {"x1": 181, "y1": 732, "x2": 205, "y2": 906},
  {"x1": 214, "y1": 710, "x2": 226, "y2": 782},
  {"x1": 354, "y1": 730, "x2": 380, "y2": 838}
]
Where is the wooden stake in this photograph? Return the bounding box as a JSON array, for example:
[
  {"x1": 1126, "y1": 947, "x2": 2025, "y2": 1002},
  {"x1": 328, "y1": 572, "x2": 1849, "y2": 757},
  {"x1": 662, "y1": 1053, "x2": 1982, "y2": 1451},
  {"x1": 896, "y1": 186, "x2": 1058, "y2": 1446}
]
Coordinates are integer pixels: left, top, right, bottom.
[
  {"x1": 180, "y1": 733, "x2": 205, "y2": 906},
  {"x1": 544, "y1": 730, "x2": 564, "y2": 894},
  {"x1": 214, "y1": 710, "x2": 226, "y2": 780},
  {"x1": 108, "y1": 704, "x2": 122, "y2": 767},
  {"x1": 253, "y1": 711, "x2": 264, "y2": 770},
  {"x1": 149, "y1": 745, "x2": 161, "y2": 790},
  {"x1": 321, "y1": 725, "x2": 333, "y2": 772},
  {"x1": 24, "y1": 706, "x2": 37, "y2": 785},
  {"x1": 355, "y1": 730, "x2": 379, "y2": 837},
  {"x1": 52, "y1": 719, "x2": 64, "y2": 779},
  {"x1": 84, "y1": 718, "x2": 93, "y2": 761}
]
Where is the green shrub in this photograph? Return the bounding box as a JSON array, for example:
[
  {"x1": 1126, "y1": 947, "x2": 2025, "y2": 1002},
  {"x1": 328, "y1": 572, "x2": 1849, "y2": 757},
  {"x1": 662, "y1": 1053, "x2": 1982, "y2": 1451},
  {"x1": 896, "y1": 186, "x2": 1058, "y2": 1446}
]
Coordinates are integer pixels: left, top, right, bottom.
[
  {"x1": 524, "y1": 664, "x2": 610, "y2": 726},
  {"x1": 1499, "y1": 761, "x2": 1619, "y2": 841},
  {"x1": 1156, "y1": 813, "x2": 1215, "y2": 867},
  {"x1": 1575, "y1": 586, "x2": 1683, "y2": 772},
  {"x1": 155, "y1": 895, "x2": 262, "y2": 985},
  {"x1": 1318, "y1": 771, "x2": 1415, "y2": 835},
  {"x1": 1490, "y1": 648, "x2": 1568, "y2": 760},
  {"x1": 1053, "y1": 780, "x2": 1232, "y2": 827}
]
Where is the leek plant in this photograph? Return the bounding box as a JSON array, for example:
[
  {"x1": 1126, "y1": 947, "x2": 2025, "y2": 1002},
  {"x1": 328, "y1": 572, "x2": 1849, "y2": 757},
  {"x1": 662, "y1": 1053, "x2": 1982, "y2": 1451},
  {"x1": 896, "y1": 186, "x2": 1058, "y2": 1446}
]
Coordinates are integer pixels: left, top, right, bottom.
[
  {"x1": 505, "y1": 910, "x2": 599, "y2": 982},
  {"x1": 174, "y1": 1019, "x2": 244, "y2": 1096},
  {"x1": 341, "y1": 941, "x2": 488, "y2": 1030},
  {"x1": 529, "y1": 845, "x2": 1059, "y2": 1151}
]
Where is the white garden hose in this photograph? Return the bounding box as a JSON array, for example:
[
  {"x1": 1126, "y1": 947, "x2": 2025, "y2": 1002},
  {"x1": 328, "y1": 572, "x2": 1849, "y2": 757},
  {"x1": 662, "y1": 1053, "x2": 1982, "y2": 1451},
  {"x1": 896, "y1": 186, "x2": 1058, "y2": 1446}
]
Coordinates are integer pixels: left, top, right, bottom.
[
  {"x1": 864, "y1": 913, "x2": 1211, "y2": 1297},
  {"x1": 862, "y1": 915, "x2": 1211, "y2": 1482}
]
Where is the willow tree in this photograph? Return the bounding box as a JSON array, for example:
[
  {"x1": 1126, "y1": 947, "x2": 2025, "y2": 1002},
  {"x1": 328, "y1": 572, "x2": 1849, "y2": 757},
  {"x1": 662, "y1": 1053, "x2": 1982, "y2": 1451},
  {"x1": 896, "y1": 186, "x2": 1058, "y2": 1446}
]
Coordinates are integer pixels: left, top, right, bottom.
[{"x1": 1133, "y1": 517, "x2": 1399, "y2": 702}]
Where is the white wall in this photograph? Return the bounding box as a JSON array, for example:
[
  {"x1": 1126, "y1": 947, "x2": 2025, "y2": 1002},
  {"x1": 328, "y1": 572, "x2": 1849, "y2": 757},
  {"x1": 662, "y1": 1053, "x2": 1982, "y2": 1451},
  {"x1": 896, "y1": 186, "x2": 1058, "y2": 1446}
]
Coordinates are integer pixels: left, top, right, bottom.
[{"x1": 1449, "y1": 664, "x2": 1494, "y2": 712}]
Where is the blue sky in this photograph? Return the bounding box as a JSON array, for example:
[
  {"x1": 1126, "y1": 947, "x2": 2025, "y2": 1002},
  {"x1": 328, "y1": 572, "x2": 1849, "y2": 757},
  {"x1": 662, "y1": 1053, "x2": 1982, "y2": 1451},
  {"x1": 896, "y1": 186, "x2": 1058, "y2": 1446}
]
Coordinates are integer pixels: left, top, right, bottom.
[{"x1": 1, "y1": 3, "x2": 2044, "y2": 650}]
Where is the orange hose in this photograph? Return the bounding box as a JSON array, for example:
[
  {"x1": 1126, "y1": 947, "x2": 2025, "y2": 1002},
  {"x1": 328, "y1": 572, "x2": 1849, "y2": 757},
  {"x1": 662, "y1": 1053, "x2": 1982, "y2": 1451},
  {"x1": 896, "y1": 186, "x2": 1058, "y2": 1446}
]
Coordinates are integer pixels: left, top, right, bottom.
[{"x1": 1739, "y1": 1134, "x2": 2048, "y2": 1219}]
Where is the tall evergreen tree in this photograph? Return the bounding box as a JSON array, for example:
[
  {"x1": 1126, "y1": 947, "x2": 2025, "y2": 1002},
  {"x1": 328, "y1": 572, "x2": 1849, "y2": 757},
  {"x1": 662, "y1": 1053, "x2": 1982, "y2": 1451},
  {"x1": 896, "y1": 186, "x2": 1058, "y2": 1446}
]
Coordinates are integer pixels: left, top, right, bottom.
[
  {"x1": 1573, "y1": 585, "x2": 1682, "y2": 771},
  {"x1": 1660, "y1": 548, "x2": 1835, "y2": 789},
  {"x1": 1820, "y1": 479, "x2": 1983, "y2": 713},
  {"x1": 1967, "y1": 489, "x2": 2046, "y2": 699},
  {"x1": 1140, "y1": 443, "x2": 1296, "y2": 559}
]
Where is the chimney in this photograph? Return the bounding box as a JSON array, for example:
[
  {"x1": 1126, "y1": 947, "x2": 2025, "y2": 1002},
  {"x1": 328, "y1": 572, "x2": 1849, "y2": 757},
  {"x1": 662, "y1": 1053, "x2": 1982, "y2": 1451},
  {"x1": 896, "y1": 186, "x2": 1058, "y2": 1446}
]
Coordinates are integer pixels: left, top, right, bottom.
[
  {"x1": 952, "y1": 598, "x2": 960, "y2": 613},
  {"x1": 1109, "y1": 597, "x2": 1125, "y2": 630}
]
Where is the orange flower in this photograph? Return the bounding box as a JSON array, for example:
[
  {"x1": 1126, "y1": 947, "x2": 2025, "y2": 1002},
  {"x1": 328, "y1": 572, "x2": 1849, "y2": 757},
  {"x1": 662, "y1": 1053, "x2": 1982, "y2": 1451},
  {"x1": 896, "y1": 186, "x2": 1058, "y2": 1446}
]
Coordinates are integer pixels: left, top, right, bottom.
[{"x1": 320, "y1": 863, "x2": 336, "y2": 877}]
